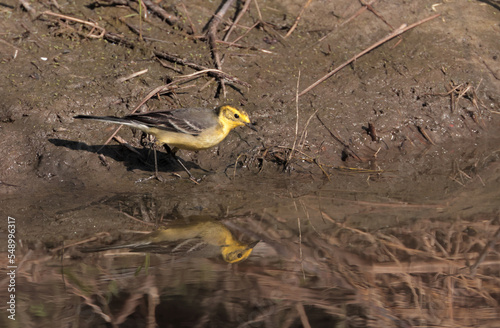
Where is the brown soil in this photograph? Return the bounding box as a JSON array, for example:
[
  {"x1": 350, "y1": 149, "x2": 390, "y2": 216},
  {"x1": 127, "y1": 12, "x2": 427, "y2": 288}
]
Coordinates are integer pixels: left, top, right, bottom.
[{"x1": 0, "y1": 0, "x2": 499, "y2": 327}]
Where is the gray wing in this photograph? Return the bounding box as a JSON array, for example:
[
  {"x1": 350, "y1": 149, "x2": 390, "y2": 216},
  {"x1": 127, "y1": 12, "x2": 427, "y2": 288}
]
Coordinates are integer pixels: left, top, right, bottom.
[
  {"x1": 129, "y1": 238, "x2": 219, "y2": 258},
  {"x1": 124, "y1": 107, "x2": 218, "y2": 136}
]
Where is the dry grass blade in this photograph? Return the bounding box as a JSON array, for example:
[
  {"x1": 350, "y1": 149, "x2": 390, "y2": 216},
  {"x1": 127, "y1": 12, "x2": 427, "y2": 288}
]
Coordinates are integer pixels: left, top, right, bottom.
[
  {"x1": 50, "y1": 232, "x2": 111, "y2": 253},
  {"x1": 289, "y1": 70, "x2": 301, "y2": 162},
  {"x1": 470, "y1": 224, "x2": 500, "y2": 275},
  {"x1": 316, "y1": 114, "x2": 362, "y2": 161},
  {"x1": 285, "y1": 0, "x2": 314, "y2": 38},
  {"x1": 179, "y1": 2, "x2": 196, "y2": 34},
  {"x1": 153, "y1": 50, "x2": 251, "y2": 87},
  {"x1": 205, "y1": 0, "x2": 237, "y2": 97},
  {"x1": 19, "y1": 0, "x2": 37, "y2": 18},
  {"x1": 223, "y1": 0, "x2": 252, "y2": 42},
  {"x1": 116, "y1": 69, "x2": 148, "y2": 83},
  {"x1": 295, "y1": 302, "x2": 312, "y2": 328},
  {"x1": 216, "y1": 39, "x2": 276, "y2": 54},
  {"x1": 300, "y1": 14, "x2": 441, "y2": 96},
  {"x1": 318, "y1": 0, "x2": 378, "y2": 43},
  {"x1": 141, "y1": 0, "x2": 178, "y2": 26},
  {"x1": 42, "y1": 11, "x2": 106, "y2": 38}
]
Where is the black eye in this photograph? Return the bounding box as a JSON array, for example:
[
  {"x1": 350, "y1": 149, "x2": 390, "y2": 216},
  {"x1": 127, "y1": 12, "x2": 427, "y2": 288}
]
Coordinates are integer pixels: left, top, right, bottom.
[
  {"x1": 237, "y1": 253, "x2": 242, "y2": 258},
  {"x1": 234, "y1": 113, "x2": 239, "y2": 119}
]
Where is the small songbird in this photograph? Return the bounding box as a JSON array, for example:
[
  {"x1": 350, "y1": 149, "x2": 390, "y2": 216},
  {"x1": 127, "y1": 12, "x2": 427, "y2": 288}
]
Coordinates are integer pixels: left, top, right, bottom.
[
  {"x1": 79, "y1": 221, "x2": 259, "y2": 264},
  {"x1": 75, "y1": 105, "x2": 256, "y2": 181}
]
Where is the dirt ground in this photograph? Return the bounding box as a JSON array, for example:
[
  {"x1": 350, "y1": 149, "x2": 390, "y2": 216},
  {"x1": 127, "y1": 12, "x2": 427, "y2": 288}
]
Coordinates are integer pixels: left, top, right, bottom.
[{"x1": 0, "y1": 0, "x2": 499, "y2": 327}]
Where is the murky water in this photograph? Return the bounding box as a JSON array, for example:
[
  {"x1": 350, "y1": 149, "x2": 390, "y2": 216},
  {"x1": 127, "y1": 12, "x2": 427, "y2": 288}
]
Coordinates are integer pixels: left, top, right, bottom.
[{"x1": 1, "y1": 137, "x2": 499, "y2": 327}]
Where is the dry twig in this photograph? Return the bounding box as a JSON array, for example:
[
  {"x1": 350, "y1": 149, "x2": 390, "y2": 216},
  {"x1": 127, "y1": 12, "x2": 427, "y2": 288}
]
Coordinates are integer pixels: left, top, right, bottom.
[
  {"x1": 154, "y1": 50, "x2": 250, "y2": 87},
  {"x1": 300, "y1": 14, "x2": 441, "y2": 96},
  {"x1": 42, "y1": 11, "x2": 106, "y2": 38},
  {"x1": 141, "y1": 0, "x2": 178, "y2": 26},
  {"x1": 285, "y1": 0, "x2": 313, "y2": 38},
  {"x1": 204, "y1": 0, "x2": 236, "y2": 96}
]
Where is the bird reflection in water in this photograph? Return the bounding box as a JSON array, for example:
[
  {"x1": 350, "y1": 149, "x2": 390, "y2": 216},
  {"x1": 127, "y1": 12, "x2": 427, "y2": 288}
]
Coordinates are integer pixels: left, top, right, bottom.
[{"x1": 79, "y1": 220, "x2": 259, "y2": 264}]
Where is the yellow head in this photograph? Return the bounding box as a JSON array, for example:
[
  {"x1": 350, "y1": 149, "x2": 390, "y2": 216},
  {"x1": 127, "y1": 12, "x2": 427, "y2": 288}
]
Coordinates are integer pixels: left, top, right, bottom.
[
  {"x1": 217, "y1": 105, "x2": 255, "y2": 132},
  {"x1": 221, "y1": 240, "x2": 259, "y2": 264}
]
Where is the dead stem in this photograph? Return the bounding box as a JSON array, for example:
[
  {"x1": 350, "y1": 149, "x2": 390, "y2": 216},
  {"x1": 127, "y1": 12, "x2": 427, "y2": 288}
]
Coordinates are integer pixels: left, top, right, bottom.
[
  {"x1": 116, "y1": 68, "x2": 148, "y2": 83},
  {"x1": 19, "y1": 0, "x2": 37, "y2": 18},
  {"x1": 140, "y1": 0, "x2": 178, "y2": 26},
  {"x1": 318, "y1": 0, "x2": 379, "y2": 43},
  {"x1": 316, "y1": 114, "x2": 362, "y2": 161},
  {"x1": 117, "y1": 210, "x2": 157, "y2": 226},
  {"x1": 154, "y1": 50, "x2": 251, "y2": 87},
  {"x1": 179, "y1": 2, "x2": 196, "y2": 35},
  {"x1": 289, "y1": 70, "x2": 301, "y2": 162},
  {"x1": 291, "y1": 194, "x2": 306, "y2": 280},
  {"x1": 273, "y1": 145, "x2": 330, "y2": 179},
  {"x1": 416, "y1": 125, "x2": 436, "y2": 145},
  {"x1": 295, "y1": 302, "x2": 312, "y2": 328},
  {"x1": 362, "y1": 0, "x2": 393, "y2": 29},
  {"x1": 204, "y1": 0, "x2": 237, "y2": 97},
  {"x1": 301, "y1": 14, "x2": 441, "y2": 96},
  {"x1": 216, "y1": 39, "x2": 276, "y2": 54},
  {"x1": 156, "y1": 58, "x2": 184, "y2": 74},
  {"x1": 229, "y1": 21, "x2": 260, "y2": 45},
  {"x1": 69, "y1": 285, "x2": 112, "y2": 323},
  {"x1": 470, "y1": 224, "x2": 500, "y2": 276},
  {"x1": 42, "y1": 11, "x2": 106, "y2": 38},
  {"x1": 313, "y1": 195, "x2": 445, "y2": 209},
  {"x1": 223, "y1": 0, "x2": 252, "y2": 42},
  {"x1": 285, "y1": 0, "x2": 313, "y2": 38},
  {"x1": 233, "y1": 153, "x2": 246, "y2": 179},
  {"x1": 50, "y1": 232, "x2": 111, "y2": 252},
  {"x1": 333, "y1": 166, "x2": 384, "y2": 174},
  {"x1": 299, "y1": 109, "x2": 318, "y2": 150}
]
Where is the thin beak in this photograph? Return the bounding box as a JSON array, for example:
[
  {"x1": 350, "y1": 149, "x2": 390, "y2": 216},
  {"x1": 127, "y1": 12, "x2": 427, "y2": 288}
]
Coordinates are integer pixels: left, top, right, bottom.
[{"x1": 246, "y1": 123, "x2": 258, "y2": 132}]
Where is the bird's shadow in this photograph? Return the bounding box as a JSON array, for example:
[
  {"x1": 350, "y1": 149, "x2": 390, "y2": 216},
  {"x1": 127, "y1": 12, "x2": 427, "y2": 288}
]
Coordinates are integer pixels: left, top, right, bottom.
[{"x1": 49, "y1": 138, "x2": 202, "y2": 174}]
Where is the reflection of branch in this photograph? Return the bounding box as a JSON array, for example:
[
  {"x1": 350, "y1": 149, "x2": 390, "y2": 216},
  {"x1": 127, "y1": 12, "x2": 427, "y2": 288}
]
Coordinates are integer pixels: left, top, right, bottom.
[
  {"x1": 69, "y1": 284, "x2": 112, "y2": 323},
  {"x1": 296, "y1": 302, "x2": 312, "y2": 328},
  {"x1": 470, "y1": 224, "x2": 500, "y2": 276},
  {"x1": 299, "y1": 14, "x2": 441, "y2": 96}
]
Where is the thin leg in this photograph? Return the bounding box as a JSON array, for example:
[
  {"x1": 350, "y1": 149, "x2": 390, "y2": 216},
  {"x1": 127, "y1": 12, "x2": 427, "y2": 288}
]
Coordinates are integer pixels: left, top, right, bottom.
[
  {"x1": 152, "y1": 146, "x2": 158, "y2": 176},
  {"x1": 152, "y1": 147, "x2": 165, "y2": 182},
  {"x1": 164, "y1": 145, "x2": 199, "y2": 183}
]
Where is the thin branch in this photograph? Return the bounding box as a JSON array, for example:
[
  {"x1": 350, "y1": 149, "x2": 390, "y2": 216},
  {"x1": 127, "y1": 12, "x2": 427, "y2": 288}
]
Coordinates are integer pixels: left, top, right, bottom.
[
  {"x1": 205, "y1": 0, "x2": 237, "y2": 97},
  {"x1": 223, "y1": 0, "x2": 252, "y2": 42},
  {"x1": 141, "y1": 0, "x2": 178, "y2": 26},
  {"x1": 42, "y1": 11, "x2": 106, "y2": 38},
  {"x1": 116, "y1": 69, "x2": 148, "y2": 83},
  {"x1": 470, "y1": 224, "x2": 500, "y2": 276},
  {"x1": 300, "y1": 14, "x2": 440, "y2": 97},
  {"x1": 285, "y1": 0, "x2": 313, "y2": 38},
  {"x1": 289, "y1": 70, "x2": 301, "y2": 162},
  {"x1": 316, "y1": 114, "x2": 362, "y2": 161},
  {"x1": 19, "y1": 0, "x2": 37, "y2": 18},
  {"x1": 153, "y1": 50, "x2": 251, "y2": 87},
  {"x1": 318, "y1": 0, "x2": 378, "y2": 43}
]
